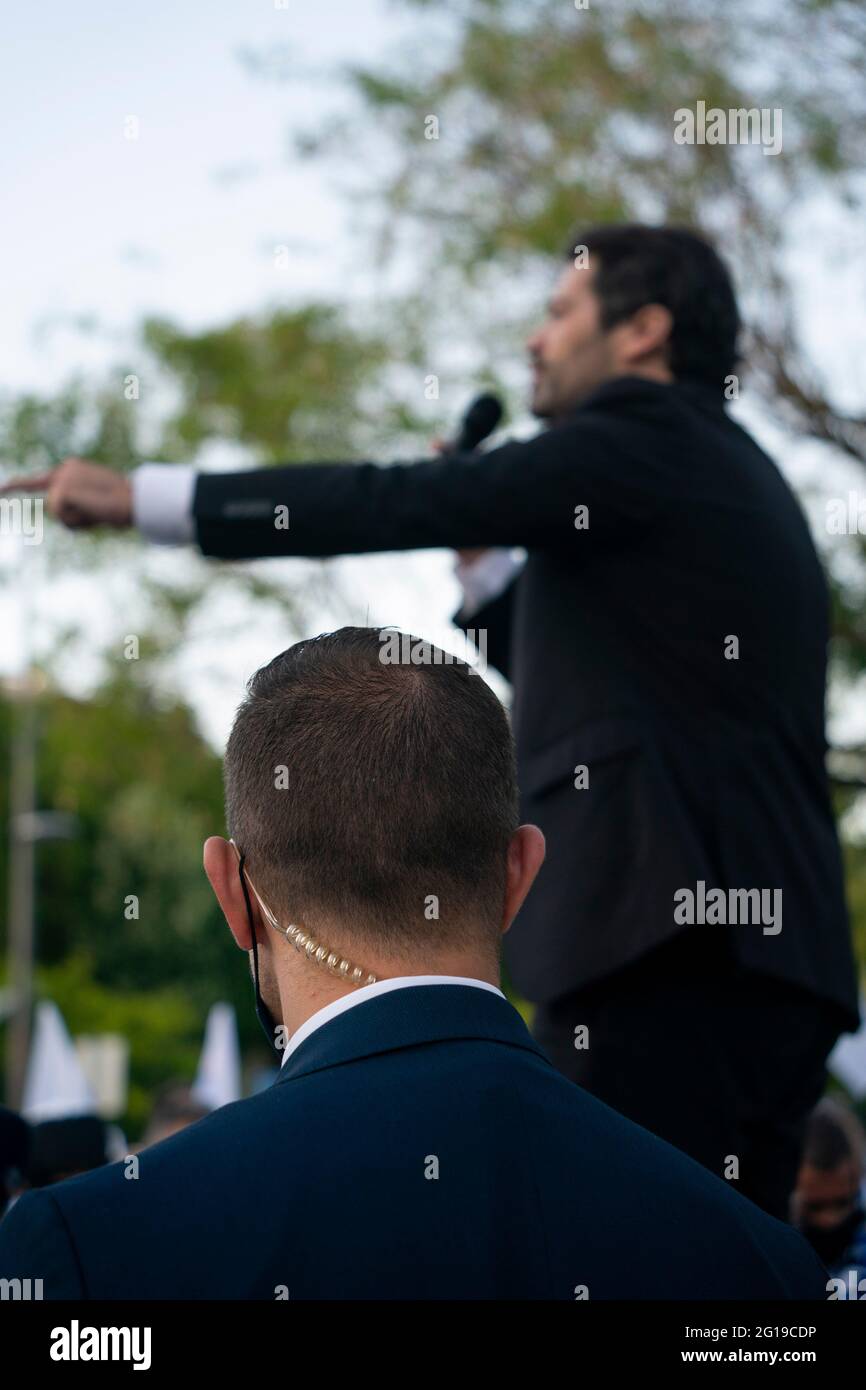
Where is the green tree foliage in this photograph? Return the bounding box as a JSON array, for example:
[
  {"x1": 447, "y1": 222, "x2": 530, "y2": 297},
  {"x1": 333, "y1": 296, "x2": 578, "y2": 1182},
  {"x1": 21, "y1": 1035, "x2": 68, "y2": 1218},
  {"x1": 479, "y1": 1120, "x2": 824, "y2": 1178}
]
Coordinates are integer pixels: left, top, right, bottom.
[
  {"x1": 0, "y1": 664, "x2": 271, "y2": 1134},
  {"x1": 142, "y1": 305, "x2": 390, "y2": 463},
  {"x1": 0, "y1": 297, "x2": 397, "y2": 708}
]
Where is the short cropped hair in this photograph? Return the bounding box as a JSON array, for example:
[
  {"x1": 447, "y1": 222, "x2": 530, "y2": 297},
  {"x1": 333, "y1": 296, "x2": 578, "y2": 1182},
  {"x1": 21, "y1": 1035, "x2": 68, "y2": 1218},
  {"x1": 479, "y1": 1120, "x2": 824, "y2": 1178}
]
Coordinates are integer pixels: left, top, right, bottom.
[{"x1": 224, "y1": 628, "x2": 518, "y2": 954}]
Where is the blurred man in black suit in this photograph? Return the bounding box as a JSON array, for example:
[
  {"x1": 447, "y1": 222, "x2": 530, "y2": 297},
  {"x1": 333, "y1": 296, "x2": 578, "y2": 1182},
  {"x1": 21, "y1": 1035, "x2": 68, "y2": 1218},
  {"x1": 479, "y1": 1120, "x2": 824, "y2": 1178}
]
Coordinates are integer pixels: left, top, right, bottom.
[{"x1": 8, "y1": 224, "x2": 859, "y2": 1219}]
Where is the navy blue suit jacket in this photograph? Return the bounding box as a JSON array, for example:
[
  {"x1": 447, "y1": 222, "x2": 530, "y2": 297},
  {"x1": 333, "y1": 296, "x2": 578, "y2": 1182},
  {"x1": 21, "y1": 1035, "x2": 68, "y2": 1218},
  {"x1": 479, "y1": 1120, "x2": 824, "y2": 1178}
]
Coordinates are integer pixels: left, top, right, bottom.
[{"x1": 0, "y1": 986, "x2": 829, "y2": 1300}]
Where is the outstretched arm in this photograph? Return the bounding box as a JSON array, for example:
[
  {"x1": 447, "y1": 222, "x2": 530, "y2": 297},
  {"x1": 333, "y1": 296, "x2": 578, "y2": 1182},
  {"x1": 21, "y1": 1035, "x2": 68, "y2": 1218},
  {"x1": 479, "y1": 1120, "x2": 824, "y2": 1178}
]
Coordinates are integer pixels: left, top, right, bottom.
[{"x1": 1, "y1": 398, "x2": 663, "y2": 558}]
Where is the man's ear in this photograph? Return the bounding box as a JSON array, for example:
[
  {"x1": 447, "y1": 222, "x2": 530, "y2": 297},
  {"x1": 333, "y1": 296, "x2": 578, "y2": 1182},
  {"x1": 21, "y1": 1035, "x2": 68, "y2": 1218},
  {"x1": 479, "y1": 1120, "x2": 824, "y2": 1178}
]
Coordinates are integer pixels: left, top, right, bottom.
[
  {"x1": 203, "y1": 836, "x2": 257, "y2": 951},
  {"x1": 619, "y1": 302, "x2": 673, "y2": 366},
  {"x1": 501, "y1": 825, "x2": 546, "y2": 935}
]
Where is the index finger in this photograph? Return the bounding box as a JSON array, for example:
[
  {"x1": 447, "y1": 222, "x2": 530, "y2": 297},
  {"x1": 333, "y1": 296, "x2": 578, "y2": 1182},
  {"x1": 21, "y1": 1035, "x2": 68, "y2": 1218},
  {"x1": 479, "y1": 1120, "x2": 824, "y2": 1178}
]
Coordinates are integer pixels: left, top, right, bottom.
[{"x1": 0, "y1": 471, "x2": 56, "y2": 495}]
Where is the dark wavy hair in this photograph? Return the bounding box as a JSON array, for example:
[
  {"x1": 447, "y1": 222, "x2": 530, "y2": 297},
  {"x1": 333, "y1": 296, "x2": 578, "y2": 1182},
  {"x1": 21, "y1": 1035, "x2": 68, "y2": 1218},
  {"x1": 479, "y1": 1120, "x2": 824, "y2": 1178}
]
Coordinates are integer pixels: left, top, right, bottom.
[{"x1": 564, "y1": 224, "x2": 741, "y2": 389}]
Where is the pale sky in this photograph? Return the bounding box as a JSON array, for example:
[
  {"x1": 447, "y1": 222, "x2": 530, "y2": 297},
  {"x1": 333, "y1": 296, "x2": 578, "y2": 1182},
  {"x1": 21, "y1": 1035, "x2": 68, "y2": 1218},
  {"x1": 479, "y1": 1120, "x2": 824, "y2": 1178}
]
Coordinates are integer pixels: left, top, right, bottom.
[{"x1": 0, "y1": 0, "x2": 403, "y2": 389}]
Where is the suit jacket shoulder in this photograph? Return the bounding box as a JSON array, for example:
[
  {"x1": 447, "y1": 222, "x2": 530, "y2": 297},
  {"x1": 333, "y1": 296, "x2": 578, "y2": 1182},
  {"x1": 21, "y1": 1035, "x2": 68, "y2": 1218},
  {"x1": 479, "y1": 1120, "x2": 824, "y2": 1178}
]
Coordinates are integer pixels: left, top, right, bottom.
[
  {"x1": 0, "y1": 1188, "x2": 84, "y2": 1299},
  {"x1": 0, "y1": 987, "x2": 832, "y2": 1301}
]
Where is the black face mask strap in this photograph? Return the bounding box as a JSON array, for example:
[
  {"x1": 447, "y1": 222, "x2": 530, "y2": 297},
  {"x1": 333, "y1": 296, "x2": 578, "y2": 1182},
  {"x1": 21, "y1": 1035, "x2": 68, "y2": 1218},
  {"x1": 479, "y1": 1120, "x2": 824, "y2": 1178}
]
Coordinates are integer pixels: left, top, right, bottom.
[
  {"x1": 237, "y1": 850, "x2": 261, "y2": 994},
  {"x1": 236, "y1": 849, "x2": 281, "y2": 1059}
]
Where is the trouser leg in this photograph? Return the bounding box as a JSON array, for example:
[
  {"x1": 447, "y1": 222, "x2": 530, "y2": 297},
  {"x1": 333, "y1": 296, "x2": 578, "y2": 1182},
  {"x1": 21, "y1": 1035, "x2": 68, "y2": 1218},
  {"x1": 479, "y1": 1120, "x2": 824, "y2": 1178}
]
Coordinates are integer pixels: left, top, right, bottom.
[{"x1": 531, "y1": 932, "x2": 845, "y2": 1221}]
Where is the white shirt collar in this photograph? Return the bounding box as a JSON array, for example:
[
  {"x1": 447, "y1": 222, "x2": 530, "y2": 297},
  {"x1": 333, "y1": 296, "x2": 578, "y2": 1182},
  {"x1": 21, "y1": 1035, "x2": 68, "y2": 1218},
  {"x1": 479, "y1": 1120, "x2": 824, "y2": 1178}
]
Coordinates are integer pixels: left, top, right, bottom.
[{"x1": 279, "y1": 975, "x2": 505, "y2": 1067}]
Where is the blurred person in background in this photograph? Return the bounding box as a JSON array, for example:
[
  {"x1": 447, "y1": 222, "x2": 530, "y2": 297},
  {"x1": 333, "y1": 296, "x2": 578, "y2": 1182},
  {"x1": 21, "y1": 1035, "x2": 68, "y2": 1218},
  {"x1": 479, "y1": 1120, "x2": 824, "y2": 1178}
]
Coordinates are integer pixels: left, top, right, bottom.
[
  {"x1": 0, "y1": 1107, "x2": 30, "y2": 1218},
  {"x1": 792, "y1": 1096, "x2": 866, "y2": 1296},
  {"x1": 25, "y1": 1115, "x2": 110, "y2": 1189},
  {"x1": 139, "y1": 1083, "x2": 210, "y2": 1149}
]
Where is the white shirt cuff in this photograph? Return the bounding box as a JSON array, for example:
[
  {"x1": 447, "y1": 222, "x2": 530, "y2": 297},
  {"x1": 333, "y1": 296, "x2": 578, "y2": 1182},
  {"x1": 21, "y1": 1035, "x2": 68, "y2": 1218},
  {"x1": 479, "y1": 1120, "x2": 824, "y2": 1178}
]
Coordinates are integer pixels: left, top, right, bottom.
[
  {"x1": 131, "y1": 464, "x2": 197, "y2": 545},
  {"x1": 454, "y1": 548, "x2": 524, "y2": 618}
]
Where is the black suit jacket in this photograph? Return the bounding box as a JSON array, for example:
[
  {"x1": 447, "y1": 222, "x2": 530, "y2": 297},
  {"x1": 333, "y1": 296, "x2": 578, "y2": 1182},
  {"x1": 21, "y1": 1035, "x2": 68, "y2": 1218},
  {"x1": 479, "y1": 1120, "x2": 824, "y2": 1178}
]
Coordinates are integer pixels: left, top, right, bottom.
[
  {"x1": 0, "y1": 985, "x2": 830, "y2": 1299},
  {"x1": 192, "y1": 376, "x2": 859, "y2": 1024}
]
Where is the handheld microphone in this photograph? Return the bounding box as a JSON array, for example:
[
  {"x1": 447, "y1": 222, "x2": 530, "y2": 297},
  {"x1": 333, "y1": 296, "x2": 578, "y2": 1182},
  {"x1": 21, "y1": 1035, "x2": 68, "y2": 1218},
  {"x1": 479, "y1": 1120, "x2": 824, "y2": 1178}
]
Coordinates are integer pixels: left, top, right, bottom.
[{"x1": 453, "y1": 393, "x2": 503, "y2": 453}]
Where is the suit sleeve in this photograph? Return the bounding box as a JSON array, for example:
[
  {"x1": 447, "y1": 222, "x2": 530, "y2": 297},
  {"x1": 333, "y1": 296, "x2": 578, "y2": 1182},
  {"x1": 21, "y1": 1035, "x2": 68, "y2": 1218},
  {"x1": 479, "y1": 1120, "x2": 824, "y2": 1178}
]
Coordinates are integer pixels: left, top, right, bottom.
[
  {"x1": 453, "y1": 578, "x2": 517, "y2": 682},
  {"x1": 0, "y1": 1190, "x2": 85, "y2": 1299},
  {"x1": 192, "y1": 410, "x2": 663, "y2": 561}
]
